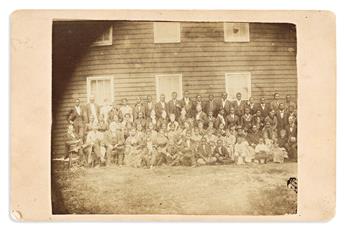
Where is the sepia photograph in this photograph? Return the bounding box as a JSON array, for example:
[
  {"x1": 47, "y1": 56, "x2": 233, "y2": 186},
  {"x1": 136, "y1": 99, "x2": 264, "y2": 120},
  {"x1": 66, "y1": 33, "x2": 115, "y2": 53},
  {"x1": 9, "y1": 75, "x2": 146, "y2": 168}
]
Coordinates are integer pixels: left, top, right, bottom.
[{"x1": 50, "y1": 20, "x2": 298, "y2": 215}]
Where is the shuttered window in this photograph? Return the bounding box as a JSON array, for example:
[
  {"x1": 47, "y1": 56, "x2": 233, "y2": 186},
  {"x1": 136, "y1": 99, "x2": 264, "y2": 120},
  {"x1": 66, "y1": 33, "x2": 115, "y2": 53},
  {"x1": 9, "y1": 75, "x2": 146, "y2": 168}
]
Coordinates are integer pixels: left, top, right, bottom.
[
  {"x1": 153, "y1": 22, "x2": 181, "y2": 43},
  {"x1": 224, "y1": 22, "x2": 250, "y2": 42},
  {"x1": 92, "y1": 26, "x2": 113, "y2": 46},
  {"x1": 87, "y1": 76, "x2": 114, "y2": 104},
  {"x1": 225, "y1": 72, "x2": 251, "y2": 100}
]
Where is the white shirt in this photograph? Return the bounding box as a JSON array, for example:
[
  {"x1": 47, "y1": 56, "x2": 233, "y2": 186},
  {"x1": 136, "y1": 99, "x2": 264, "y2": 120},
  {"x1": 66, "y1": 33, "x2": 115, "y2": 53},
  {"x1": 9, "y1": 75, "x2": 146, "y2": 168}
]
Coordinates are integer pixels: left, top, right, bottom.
[
  {"x1": 90, "y1": 103, "x2": 97, "y2": 118},
  {"x1": 280, "y1": 111, "x2": 284, "y2": 119},
  {"x1": 222, "y1": 99, "x2": 227, "y2": 108},
  {"x1": 75, "y1": 106, "x2": 81, "y2": 115}
]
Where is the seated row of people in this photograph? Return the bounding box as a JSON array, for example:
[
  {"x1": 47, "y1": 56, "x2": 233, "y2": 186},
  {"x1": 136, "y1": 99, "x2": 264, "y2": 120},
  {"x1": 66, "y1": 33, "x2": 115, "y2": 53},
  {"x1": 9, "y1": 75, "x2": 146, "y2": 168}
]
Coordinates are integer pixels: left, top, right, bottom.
[{"x1": 65, "y1": 111, "x2": 297, "y2": 168}]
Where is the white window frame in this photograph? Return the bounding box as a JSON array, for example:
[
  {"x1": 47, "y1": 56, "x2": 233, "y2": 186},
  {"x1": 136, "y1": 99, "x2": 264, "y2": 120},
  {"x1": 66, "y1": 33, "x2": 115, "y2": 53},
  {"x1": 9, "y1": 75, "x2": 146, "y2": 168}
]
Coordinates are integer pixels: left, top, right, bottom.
[
  {"x1": 155, "y1": 74, "x2": 183, "y2": 102},
  {"x1": 225, "y1": 72, "x2": 252, "y2": 100},
  {"x1": 223, "y1": 22, "x2": 250, "y2": 42},
  {"x1": 86, "y1": 76, "x2": 114, "y2": 103},
  {"x1": 92, "y1": 25, "x2": 113, "y2": 46},
  {"x1": 153, "y1": 22, "x2": 181, "y2": 43}
]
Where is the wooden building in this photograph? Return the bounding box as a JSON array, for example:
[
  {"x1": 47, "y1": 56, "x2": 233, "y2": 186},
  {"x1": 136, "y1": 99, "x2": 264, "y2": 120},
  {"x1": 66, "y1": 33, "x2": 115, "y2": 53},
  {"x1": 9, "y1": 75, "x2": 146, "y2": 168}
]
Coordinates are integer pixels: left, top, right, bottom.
[{"x1": 52, "y1": 21, "x2": 297, "y2": 157}]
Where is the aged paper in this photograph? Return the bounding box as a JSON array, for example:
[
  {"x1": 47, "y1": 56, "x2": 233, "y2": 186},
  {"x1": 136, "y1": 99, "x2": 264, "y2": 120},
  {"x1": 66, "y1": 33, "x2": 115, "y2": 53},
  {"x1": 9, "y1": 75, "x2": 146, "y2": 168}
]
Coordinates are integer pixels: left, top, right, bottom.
[{"x1": 11, "y1": 10, "x2": 336, "y2": 221}]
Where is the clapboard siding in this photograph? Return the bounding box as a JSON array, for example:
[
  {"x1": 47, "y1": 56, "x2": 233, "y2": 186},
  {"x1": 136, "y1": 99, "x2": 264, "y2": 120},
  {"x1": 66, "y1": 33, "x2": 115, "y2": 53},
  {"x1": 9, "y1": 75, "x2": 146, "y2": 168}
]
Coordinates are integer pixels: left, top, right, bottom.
[{"x1": 52, "y1": 21, "x2": 297, "y2": 157}]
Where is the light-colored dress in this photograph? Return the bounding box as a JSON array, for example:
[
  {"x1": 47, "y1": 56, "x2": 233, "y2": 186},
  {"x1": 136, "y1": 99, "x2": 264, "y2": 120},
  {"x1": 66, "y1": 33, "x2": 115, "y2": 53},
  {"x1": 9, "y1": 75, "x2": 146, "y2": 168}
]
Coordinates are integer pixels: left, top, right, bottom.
[
  {"x1": 124, "y1": 135, "x2": 143, "y2": 168},
  {"x1": 222, "y1": 135, "x2": 236, "y2": 159},
  {"x1": 272, "y1": 144, "x2": 288, "y2": 163}
]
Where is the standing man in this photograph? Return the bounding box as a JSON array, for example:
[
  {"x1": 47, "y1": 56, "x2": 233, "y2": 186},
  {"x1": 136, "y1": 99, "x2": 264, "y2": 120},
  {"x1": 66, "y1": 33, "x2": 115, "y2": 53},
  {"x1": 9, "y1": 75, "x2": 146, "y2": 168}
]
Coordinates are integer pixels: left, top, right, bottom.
[
  {"x1": 180, "y1": 91, "x2": 193, "y2": 119},
  {"x1": 67, "y1": 98, "x2": 85, "y2": 139},
  {"x1": 194, "y1": 104, "x2": 207, "y2": 127},
  {"x1": 218, "y1": 92, "x2": 232, "y2": 115},
  {"x1": 270, "y1": 92, "x2": 281, "y2": 112},
  {"x1": 155, "y1": 94, "x2": 168, "y2": 119},
  {"x1": 257, "y1": 97, "x2": 270, "y2": 118},
  {"x1": 232, "y1": 92, "x2": 246, "y2": 117},
  {"x1": 193, "y1": 94, "x2": 203, "y2": 116},
  {"x1": 284, "y1": 95, "x2": 297, "y2": 111},
  {"x1": 100, "y1": 98, "x2": 112, "y2": 123},
  {"x1": 276, "y1": 103, "x2": 288, "y2": 132},
  {"x1": 144, "y1": 95, "x2": 155, "y2": 118},
  {"x1": 204, "y1": 94, "x2": 218, "y2": 117},
  {"x1": 133, "y1": 96, "x2": 146, "y2": 120},
  {"x1": 245, "y1": 97, "x2": 257, "y2": 115},
  {"x1": 119, "y1": 98, "x2": 133, "y2": 122},
  {"x1": 167, "y1": 91, "x2": 181, "y2": 118},
  {"x1": 85, "y1": 94, "x2": 100, "y2": 124}
]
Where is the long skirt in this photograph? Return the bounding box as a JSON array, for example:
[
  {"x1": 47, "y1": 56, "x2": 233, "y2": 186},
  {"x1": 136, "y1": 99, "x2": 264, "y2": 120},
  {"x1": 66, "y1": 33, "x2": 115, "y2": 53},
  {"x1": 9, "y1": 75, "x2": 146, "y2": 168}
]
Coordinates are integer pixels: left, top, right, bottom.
[{"x1": 124, "y1": 146, "x2": 142, "y2": 168}]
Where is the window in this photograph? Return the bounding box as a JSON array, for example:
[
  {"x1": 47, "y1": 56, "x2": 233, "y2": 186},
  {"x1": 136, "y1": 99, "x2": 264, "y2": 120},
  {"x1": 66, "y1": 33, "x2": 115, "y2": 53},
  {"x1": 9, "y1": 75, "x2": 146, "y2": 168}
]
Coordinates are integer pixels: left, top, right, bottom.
[
  {"x1": 153, "y1": 22, "x2": 181, "y2": 43},
  {"x1": 92, "y1": 26, "x2": 113, "y2": 46},
  {"x1": 87, "y1": 76, "x2": 114, "y2": 104},
  {"x1": 155, "y1": 74, "x2": 183, "y2": 101},
  {"x1": 224, "y1": 22, "x2": 250, "y2": 42},
  {"x1": 225, "y1": 72, "x2": 251, "y2": 100}
]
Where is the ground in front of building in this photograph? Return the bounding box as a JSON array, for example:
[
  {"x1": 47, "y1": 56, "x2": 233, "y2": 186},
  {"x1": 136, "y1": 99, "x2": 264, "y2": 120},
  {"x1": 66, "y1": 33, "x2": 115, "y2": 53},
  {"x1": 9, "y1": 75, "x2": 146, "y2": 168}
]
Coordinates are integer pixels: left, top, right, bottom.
[{"x1": 52, "y1": 162, "x2": 297, "y2": 215}]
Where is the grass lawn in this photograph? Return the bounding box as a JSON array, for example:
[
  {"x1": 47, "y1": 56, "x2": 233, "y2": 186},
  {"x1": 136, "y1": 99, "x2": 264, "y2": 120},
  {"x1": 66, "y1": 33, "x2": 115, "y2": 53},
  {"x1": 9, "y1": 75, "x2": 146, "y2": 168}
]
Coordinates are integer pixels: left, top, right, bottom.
[{"x1": 52, "y1": 162, "x2": 297, "y2": 215}]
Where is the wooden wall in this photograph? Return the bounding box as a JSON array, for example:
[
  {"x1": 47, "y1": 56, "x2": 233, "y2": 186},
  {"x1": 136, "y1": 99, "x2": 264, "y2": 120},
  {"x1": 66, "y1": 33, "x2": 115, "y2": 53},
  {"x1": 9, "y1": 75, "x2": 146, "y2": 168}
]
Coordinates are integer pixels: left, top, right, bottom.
[{"x1": 52, "y1": 21, "x2": 297, "y2": 157}]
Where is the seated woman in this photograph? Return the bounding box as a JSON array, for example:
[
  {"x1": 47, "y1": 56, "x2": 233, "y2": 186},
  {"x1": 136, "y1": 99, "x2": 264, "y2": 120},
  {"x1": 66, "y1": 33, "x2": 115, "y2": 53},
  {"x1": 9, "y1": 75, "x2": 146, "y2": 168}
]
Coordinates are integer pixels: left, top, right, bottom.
[
  {"x1": 216, "y1": 122, "x2": 226, "y2": 137},
  {"x1": 234, "y1": 136, "x2": 251, "y2": 165},
  {"x1": 175, "y1": 131, "x2": 197, "y2": 166},
  {"x1": 155, "y1": 127, "x2": 169, "y2": 166},
  {"x1": 191, "y1": 127, "x2": 202, "y2": 144},
  {"x1": 206, "y1": 121, "x2": 216, "y2": 135},
  {"x1": 146, "y1": 109, "x2": 158, "y2": 129},
  {"x1": 141, "y1": 136, "x2": 158, "y2": 169},
  {"x1": 221, "y1": 129, "x2": 236, "y2": 160},
  {"x1": 254, "y1": 138, "x2": 270, "y2": 164},
  {"x1": 167, "y1": 113, "x2": 179, "y2": 132},
  {"x1": 124, "y1": 127, "x2": 144, "y2": 168},
  {"x1": 271, "y1": 138, "x2": 288, "y2": 163}
]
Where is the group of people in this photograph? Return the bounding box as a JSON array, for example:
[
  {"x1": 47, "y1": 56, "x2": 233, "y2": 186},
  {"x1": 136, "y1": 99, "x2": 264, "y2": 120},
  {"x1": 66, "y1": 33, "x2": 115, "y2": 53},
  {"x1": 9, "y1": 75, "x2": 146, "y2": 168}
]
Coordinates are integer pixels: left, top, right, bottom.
[{"x1": 64, "y1": 91, "x2": 297, "y2": 169}]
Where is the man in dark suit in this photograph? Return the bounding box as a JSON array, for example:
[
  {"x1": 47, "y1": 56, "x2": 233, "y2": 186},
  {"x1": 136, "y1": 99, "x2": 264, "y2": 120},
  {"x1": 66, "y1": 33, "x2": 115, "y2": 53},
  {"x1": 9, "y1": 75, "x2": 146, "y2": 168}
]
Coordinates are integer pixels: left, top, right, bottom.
[
  {"x1": 232, "y1": 92, "x2": 246, "y2": 117},
  {"x1": 85, "y1": 94, "x2": 100, "y2": 123},
  {"x1": 144, "y1": 95, "x2": 155, "y2": 118},
  {"x1": 245, "y1": 97, "x2": 257, "y2": 115},
  {"x1": 195, "y1": 137, "x2": 217, "y2": 165},
  {"x1": 67, "y1": 98, "x2": 85, "y2": 139},
  {"x1": 276, "y1": 103, "x2": 288, "y2": 132},
  {"x1": 192, "y1": 94, "x2": 203, "y2": 116},
  {"x1": 203, "y1": 94, "x2": 218, "y2": 117},
  {"x1": 155, "y1": 94, "x2": 168, "y2": 119},
  {"x1": 218, "y1": 92, "x2": 232, "y2": 115},
  {"x1": 133, "y1": 96, "x2": 146, "y2": 120},
  {"x1": 194, "y1": 103, "x2": 207, "y2": 127},
  {"x1": 167, "y1": 91, "x2": 181, "y2": 118},
  {"x1": 180, "y1": 91, "x2": 193, "y2": 119},
  {"x1": 213, "y1": 139, "x2": 231, "y2": 164},
  {"x1": 256, "y1": 97, "x2": 270, "y2": 118},
  {"x1": 285, "y1": 116, "x2": 297, "y2": 161},
  {"x1": 225, "y1": 107, "x2": 240, "y2": 129}
]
